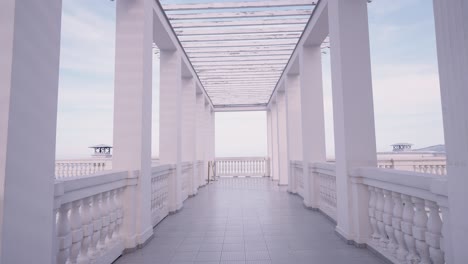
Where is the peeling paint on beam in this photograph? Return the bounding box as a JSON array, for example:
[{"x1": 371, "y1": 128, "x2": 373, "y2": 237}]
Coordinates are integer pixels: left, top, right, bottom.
[
  {"x1": 163, "y1": 0, "x2": 316, "y2": 11},
  {"x1": 167, "y1": 10, "x2": 313, "y2": 21}
]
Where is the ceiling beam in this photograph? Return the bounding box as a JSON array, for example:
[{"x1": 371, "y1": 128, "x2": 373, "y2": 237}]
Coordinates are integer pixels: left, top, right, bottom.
[
  {"x1": 167, "y1": 9, "x2": 313, "y2": 20},
  {"x1": 191, "y1": 55, "x2": 290, "y2": 63},
  {"x1": 171, "y1": 18, "x2": 309, "y2": 28},
  {"x1": 179, "y1": 33, "x2": 301, "y2": 42},
  {"x1": 182, "y1": 39, "x2": 297, "y2": 48},
  {"x1": 193, "y1": 60, "x2": 287, "y2": 66},
  {"x1": 163, "y1": 0, "x2": 316, "y2": 11},
  {"x1": 176, "y1": 25, "x2": 304, "y2": 36},
  {"x1": 185, "y1": 45, "x2": 295, "y2": 53}
]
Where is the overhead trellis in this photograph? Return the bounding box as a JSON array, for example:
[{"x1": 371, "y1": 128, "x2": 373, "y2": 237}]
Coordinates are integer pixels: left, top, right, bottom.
[{"x1": 161, "y1": 0, "x2": 317, "y2": 106}]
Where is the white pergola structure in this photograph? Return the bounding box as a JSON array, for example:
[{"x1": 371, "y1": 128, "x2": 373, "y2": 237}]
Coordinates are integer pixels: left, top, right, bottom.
[{"x1": 1, "y1": 0, "x2": 468, "y2": 263}]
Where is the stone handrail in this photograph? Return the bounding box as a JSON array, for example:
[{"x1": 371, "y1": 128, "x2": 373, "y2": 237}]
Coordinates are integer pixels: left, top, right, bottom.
[
  {"x1": 54, "y1": 170, "x2": 135, "y2": 264},
  {"x1": 311, "y1": 162, "x2": 337, "y2": 221},
  {"x1": 151, "y1": 164, "x2": 174, "y2": 227},
  {"x1": 352, "y1": 167, "x2": 449, "y2": 264},
  {"x1": 55, "y1": 159, "x2": 111, "y2": 178},
  {"x1": 215, "y1": 157, "x2": 270, "y2": 177},
  {"x1": 290, "y1": 160, "x2": 305, "y2": 197}
]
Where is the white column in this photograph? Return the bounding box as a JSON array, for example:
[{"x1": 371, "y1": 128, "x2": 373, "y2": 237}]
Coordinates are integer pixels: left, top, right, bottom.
[
  {"x1": 270, "y1": 101, "x2": 280, "y2": 181},
  {"x1": 181, "y1": 77, "x2": 197, "y2": 196},
  {"x1": 286, "y1": 74, "x2": 303, "y2": 193},
  {"x1": 196, "y1": 93, "x2": 206, "y2": 186},
  {"x1": 159, "y1": 49, "x2": 183, "y2": 212},
  {"x1": 300, "y1": 45, "x2": 327, "y2": 208},
  {"x1": 113, "y1": 0, "x2": 153, "y2": 248},
  {"x1": 328, "y1": 0, "x2": 377, "y2": 243},
  {"x1": 203, "y1": 102, "x2": 211, "y2": 182},
  {"x1": 211, "y1": 110, "x2": 216, "y2": 163},
  {"x1": 276, "y1": 91, "x2": 290, "y2": 186},
  {"x1": 432, "y1": 1, "x2": 467, "y2": 262},
  {"x1": 266, "y1": 110, "x2": 273, "y2": 177},
  {"x1": 0, "y1": 0, "x2": 62, "y2": 262}
]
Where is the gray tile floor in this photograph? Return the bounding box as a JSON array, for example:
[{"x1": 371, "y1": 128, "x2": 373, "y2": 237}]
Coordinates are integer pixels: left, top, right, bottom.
[{"x1": 115, "y1": 178, "x2": 384, "y2": 264}]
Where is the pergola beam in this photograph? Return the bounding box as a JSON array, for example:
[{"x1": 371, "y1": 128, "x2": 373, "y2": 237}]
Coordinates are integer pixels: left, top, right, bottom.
[
  {"x1": 185, "y1": 45, "x2": 295, "y2": 53},
  {"x1": 176, "y1": 26, "x2": 304, "y2": 36},
  {"x1": 171, "y1": 18, "x2": 309, "y2": 28},
  {"x1": 183, "y1": 39, "x2": 297, "y2": 48},
  {"x1": 191, "y1": 55, "x2": 290, "y2": 62},
  {"x1": 168, "y1": 9, "x2": 313, "y2": 20},
  {"x1": 179, "y1": 33, "x2": 301, "y2": 42},
  {"x1": 163, "y1": 0, "x2": 316, "y2": 11},
  {"x1": 188, "y1": 50, "x2": 294, "y2": 58}
]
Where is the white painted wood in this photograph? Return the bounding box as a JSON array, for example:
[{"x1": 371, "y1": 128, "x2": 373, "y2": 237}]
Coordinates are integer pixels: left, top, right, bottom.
[
  {"x1": 176, "y1": 25, "x2": 304, "y2": 36},
  {"x1": 164, "y1": 0, "x2": 316, "y2": 11},
  {"x1": 182, "y1": 39, "x2": 298, "y2": 48},
  {"x1": 186, "y1": 45, "x2": 295, "y2": 53},
  {"x1": 168, "y1": 9, "x2": 313, "y2": 20},
  {"x1": 189, "y1": 50, "x2": 294, "y2": 58},
  {"x1": 172, "y1": 18, "x2": 309, "y2": 28},
  {"x1": 0, "y1": 0, "x2": 61, "y2": 262},
  {"x1": 180, "y1": 33, "x2": 302, "y2": 42},
  {"x1": 432, "y1": 0, "x2": 468, "y2": 262},
  {"x1": 113, "y1": 0, "x2": 154, "y2": 250},
  {"x1": 197, "y1": 71, "x2": 282, "y2": 76},
  {"x1": 192, "y1": 55, "x2": 290, "y2": 63},
  {"x1": 328, "y1": 0, "x2": 376, "y2": 244},
  {"x1": 193, "y1": 60, "x2": 288, "y2": 66}
]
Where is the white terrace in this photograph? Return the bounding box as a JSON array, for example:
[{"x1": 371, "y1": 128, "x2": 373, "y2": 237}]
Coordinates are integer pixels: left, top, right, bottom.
[{"x1": 1, "y1": 0, "x2": 467, "y2": 264}]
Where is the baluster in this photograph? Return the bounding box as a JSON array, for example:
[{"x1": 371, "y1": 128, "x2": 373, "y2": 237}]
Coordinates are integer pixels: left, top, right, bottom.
[
  {"x1": 425, "y1": 200, "x2": 444, "y2": 264},
  {"x1": 89, "y1": 194, "x2": 102, "y2": 258},
  {"x1": 413, "y1": 197, "x2": 430, "y2": 264},
  {"x1": 392, "y1": 192, "x2": 407, "y2": 259},
  {"x1": 98, "y1": 192, "x2": 109, "y2": 249},
  {"x1": 69, "y1": 200, "x2": 84, "y2": 264},
  {"x1": 383, "y1": 190, "x2": 396, "y2": 251},
  {"x1": 401, "y1": 195, "x2": 418, "y2": 263},
  {"x1": 368, "y1": 187, "x2": 380, "y2": 241},
  {"x1": 80, "y1": 197, "x2": 92, "y2": 262},
  {"x1": 115, "y1": 188, "x2": 124, "y2": 240},
  {"x1": 57, "y1": 202, "x2": 72, "y2": 264},
  {"x1": 374, "y1": 188, "x2": 386, "y2": 248},
  {"x1": 108, "y1": 190, "x2": 117, "y2": 243}
]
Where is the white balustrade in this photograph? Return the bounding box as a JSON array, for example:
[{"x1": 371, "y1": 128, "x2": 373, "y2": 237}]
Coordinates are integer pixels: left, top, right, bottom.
[
  {"x1": 312, "y1": 163, "x2": 337, "y2": 221},
  {"x1": 215, "y1": 157, "x2": 270, "y2": 177},
  {"x1": 356, "y1": 167, "x2": 448, "y2": 264},
  {"x1": 290, "y1": 161, "x2": 304, "y2": 196},
  {"x1": 54, "y1": 170, "x2": 132, "y2": 264},
  {"x1": 55, "y1": 159, "x2": 112, "y2": 178},
  {"x1": 151, "y1": 165, "x2": 173, "y2": 226}
]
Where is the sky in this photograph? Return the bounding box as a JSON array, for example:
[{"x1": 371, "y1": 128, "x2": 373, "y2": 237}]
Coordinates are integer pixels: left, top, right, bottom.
[{"x1": 55, "y1": 0, "x2": 444, "y2": 159}]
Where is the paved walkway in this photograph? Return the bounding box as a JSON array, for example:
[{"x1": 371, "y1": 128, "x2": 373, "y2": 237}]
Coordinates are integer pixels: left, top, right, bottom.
[{"x1": 115, "y1": 178, "x2": 384, "y2": 264}]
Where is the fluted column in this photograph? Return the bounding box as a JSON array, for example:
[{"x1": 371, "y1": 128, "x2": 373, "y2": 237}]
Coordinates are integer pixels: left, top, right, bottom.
[
  {"x1": 432, "y1": 1, "x2": 468, "y2": 262},
  {"x1": 276, "y1": 91, "x2": 290, "y2": 185},
  {"x1": 285, "y1": 74, "x2": 303, "y2": 193},
  {"x1": 328, "y1": 0, "x2": 377, "y2": 243},
  {"x1": 0, "y1": 0, "x2": 62, "y2": 262},
  {"x1": 181, "y1": 77, "x2": 197, "y2": 195},
  {"x1": 300, "y1": 45, "x2": 327, "y2": 208}
]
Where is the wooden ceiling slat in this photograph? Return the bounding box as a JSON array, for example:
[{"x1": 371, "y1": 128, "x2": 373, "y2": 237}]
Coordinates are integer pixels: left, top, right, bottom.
[
  {"x1": 176, "y1": 25, "x2": 304, "y2": 36},
  {"x1": 183, "y1": 39, "x2": 297, "y2": 48},
  {"x1": 171, "y1": 18, "x2": 309, "y2": 28},
  {"x1": 180, "y1": 33, "x2": 301, "y2": 42},
  {"x1": 163, "y1": 0, "x2": 316, "y2": 11},
  {"x1": 168, "y1": 9, "x2": 313, "y2": 21}
]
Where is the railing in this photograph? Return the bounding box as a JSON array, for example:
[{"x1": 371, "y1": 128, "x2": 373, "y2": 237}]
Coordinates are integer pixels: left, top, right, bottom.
[
  {"x1": 215, "y1": 157, "x2": 270, "y2": 177},
  {"x1": 55, "y1": 158, "x2": 161, "y2": 178},
  {"x1": 55, "y1": 159, "x2": 111, "y2": 178},
  {"x1": 181, "y1": 162, "x2": 192, "y2": 200},
  {"x1": 54, "y1": 170, "x2": 132, "y2": 264},
  {"x1": 151, "y1": 165, "x2": 173, "y2": 227},
  {"x1": 313, "y1": 163, "x2": 337, "y2": 221},
  {"x1": 353, "y1": 167, "x2": 448, "y2": 264},
  {"x1": 290, "y1": 161, "x2": 305, "y2": 196}
]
